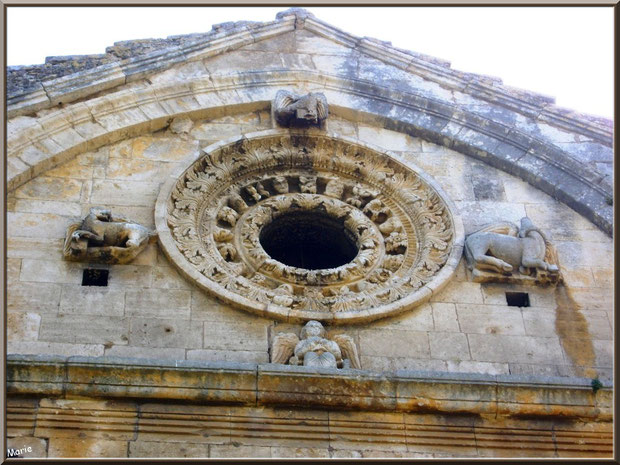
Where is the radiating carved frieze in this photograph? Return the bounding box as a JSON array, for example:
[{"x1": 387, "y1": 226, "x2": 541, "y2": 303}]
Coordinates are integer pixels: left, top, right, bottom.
[
  {"x1": 271, "y1": 320, "x2": 361, "y2": 369},
  {"x1": 63, "y1": 207, "x2": 157, "y2": 264},
  {"x1": 157, "y1": 132, "x2": 463, "y2": 323},
  {"x1": 464, "y1": 217, "x2": 560, "y2": 285}
]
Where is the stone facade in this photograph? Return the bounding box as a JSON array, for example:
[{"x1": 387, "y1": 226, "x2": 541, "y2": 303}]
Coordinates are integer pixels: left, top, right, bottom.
[{"x1": 6, "y1": 8, "x2": 612, "y2": 459}]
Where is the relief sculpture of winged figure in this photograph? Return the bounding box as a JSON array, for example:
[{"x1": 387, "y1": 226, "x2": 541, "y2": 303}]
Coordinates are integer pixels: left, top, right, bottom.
[{"x1": 270, "y1": 320, "x2": 361, "y2": 369}]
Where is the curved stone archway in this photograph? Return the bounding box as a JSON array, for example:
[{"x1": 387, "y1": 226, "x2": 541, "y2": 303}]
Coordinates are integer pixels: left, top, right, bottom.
[{"x1": 7, "y1": 70, "x2": 612, "y2": 235}]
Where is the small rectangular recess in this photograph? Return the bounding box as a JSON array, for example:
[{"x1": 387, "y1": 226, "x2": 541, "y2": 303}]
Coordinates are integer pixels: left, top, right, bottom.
[
  {"x1": 82, "y1": 268, "x2": 109, "y2": 287},
  {"x1": 505, "y1": 291, "x2": 530, "y2": 307}
]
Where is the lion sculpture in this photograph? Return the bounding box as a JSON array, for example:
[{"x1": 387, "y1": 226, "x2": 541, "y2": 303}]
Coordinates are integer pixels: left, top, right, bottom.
[{"x1": 63, "y1": 207, "x2": 157, "y2": 264}]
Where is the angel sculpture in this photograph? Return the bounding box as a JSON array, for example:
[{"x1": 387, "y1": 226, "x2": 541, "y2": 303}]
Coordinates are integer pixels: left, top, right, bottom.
[{"x1": 270, "y1": 320, "x2": 361, "y2": 369}]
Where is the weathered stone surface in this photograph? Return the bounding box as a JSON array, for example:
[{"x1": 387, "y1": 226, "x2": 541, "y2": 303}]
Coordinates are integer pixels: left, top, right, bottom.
[
  {"x1": 7, "y1": 437, "x2": 48, "y2": 458},
  {"x1": 124, "y1": 288, "x2": 191, "y2": 318},
  {"x1": 59, "y1": 286, "x2": 125, "y2": 316},
  {"x1": 8, "y1": 312, "x2": 41, "y2": 342},
  {"x1": 467, "y1": 334, "x2": 565, "y2": 364},
  {"x1": 129, "y1": 318, "x2": 202, "y2": 349},
  {"x1": 48, "y1": 438, "x2": 128, "y2": 458},
  {"x1": 39, "y1": 314, "x2": 130, "y2": 345},
  {"x1": 129, "y1": 441, "x2": 209, "y2": 458}
]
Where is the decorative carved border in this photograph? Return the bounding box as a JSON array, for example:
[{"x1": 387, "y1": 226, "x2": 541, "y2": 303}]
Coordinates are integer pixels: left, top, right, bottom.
[{"x1": 155, "y1": 130, "x2": 464, "y2": 324}]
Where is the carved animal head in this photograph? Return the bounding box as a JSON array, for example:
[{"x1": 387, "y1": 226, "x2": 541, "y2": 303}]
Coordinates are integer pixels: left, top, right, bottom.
[{"x1": 89, "y1": 207, "x2": 112, "y2": 221}]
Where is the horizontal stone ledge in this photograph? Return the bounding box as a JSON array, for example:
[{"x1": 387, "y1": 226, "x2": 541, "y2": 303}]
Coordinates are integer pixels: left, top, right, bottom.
[{"x1": 7, "y1": 354, "x2": 612, "y2": 421}]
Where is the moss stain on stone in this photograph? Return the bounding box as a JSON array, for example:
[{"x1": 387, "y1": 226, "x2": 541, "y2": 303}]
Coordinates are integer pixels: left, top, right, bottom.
[{"x1": 554, "y1": 283, "x2": 596, "y2": 378}]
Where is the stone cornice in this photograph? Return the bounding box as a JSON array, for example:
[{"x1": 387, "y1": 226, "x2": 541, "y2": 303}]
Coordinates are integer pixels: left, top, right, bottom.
[
  {"x1": 7, "y1": 9, "x2": 612, "y2": 147},
  {"x1": 6, "y1": 355, "x2": 612, "y2": 421},
  {"x1": 6, "y1": 70, "x2": 613, "y2": 236}
]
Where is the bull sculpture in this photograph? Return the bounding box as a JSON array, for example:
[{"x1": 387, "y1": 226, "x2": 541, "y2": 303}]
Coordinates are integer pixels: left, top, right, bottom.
[{"x1": 464, "y1": 217, "x2": 559, "y2": 284}]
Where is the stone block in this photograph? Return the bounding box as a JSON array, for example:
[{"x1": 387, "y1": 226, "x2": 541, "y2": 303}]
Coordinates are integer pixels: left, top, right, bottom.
[
  {"x1": 456, "y1": 201, "x2": 527, "y2": 235},
  {"x1": 328, "y1": 410, "x2": 406, "y2": 452},
  {"x1": 129, "y1": 318, "x2": 202, "y2": 349},
  {"x1": 480, "y1": 284, "x2": 556, "y2": 308},
  {"x1": 8, "y1": 212, "x2": 72, "y2": 239},
  {"x1": 368, "y1": 303, "x2": 434, "y2": 331},
  {"x1": 19, "y1": 259, "x2": 83, "y2": 284},
  {"x1": 7, "y1": 258, "x2": 21, "y2": 285},
  {"x1": 8, "y1": 341, "x2": 104, "y2": 357},
  {"x1": 48, "y1": 438, "x2": 128, "y2": 458},
  {"x1": 104, "y1": 345, "x2": 186, "y2": 360},
  {"x1": 359, "y1": 355, "x2": 392, "y2": 372},
  {"x1": 13, "y1": 198, "x2": 82, "y2": 217},
  {"x1": 105, "y1": 157, "x2": 172, "y2": 182},
  {"x1": 8, "y1": 312, "x2": 41, "y2": 342},
  {"x1": 457, "y1": 304, "x2": 526, "y2": 335},
  {"x1": 190, "y1": 122, "x2": 251, "y2": 141},
  {"x1": 39, "y1": 314, "x2": 129, "y2": 345},
  {"x1": 357, "y1": 125, "x2": 418, "y2": 151},
  {"x1": 7, "y1": 437, "x2": 48, "y2": 458},
  {"x1": 90, "y1": 179, "x2": 160, "y2": 207},
  {"x1": 564, "y1": 287, "x2": 612, "y2": 311},
  {"x1": 45, "y1": 156, "x2": 94, "y2": 179},
  {"x1": 271, "y1": 447, "x2": 329, "y2": 458},
  {"x1": 507, "y1": 363, "x2": 560, "y2": 377},
  {"x1": 125, "y1": 288, "x2": 191, "y2": 318},
  {"x1": 59, "y1": 285, "x2": 125, "y2": 316},
  {"x1": 203, "y1": 321, "x2": 269, "y2": 352},
  {"x1": 445, "y1": 360, "x2": 509, "y2": 375},
  {"x1": 429, "y1": 332, "x2": 470, "y2": 361},
  {"x1": 430, "y1": 281, "x2": 484, "y2": 304},
  {"x1": 330, "y1": 449, "x2": 363, "y2": 458},
  {"x1": 358, "y1": 329, "x2": 429, "y2": 358},
  {"x1": 7, "y1": 281, "x2": 61, "y2": 313},
  {"x1": 190, "y1": 291, "x2": 257, "y2": 324},
  {"x1": 560, "y1": 267, "x2": 595, "y2": 288},
  {"x1": 35, "y1": 398, "x2": 137, "y2": 441},
  {"x1": 107, "y1": 264, "x2": 153, "y2": 288},
  {"x1": 152, "y1": 266, "x2": 192, "y2": 289},
  {"x1": 14, "y1": 176, "x2": 83, "y2": 201},
  {"x1": 129, "y1": 441, "x2": 209, "y2": 458},
  {"x1": 110, "y1": 135, "x2": 198, "y2": 162},
  {"x1": 467, "y1": 334, "x2": 565, "y2": 364},
  {"x1": 590, "y1": 268, "x2": 613, "y2": 288},
  {"x1": 470, "y1": 163, "x2": 506, "y2": 201},
  {"x1": 431, "y1": 303, "x2": 460, "y2": 332},
  {"x1": 521, "y1": 308, "x2": 560, "y2": 337},
  {"x1": 391, "y1": 358, "x2": 447, "y2": 372},
  {"x1": 592, "y1": 340, "x2": 612, "y2": 368},
  {"x1": 187, "y1": 349, "x2": 268, "y2": 363},
  {"x1": 210, "y1": 444, "x2": 271, "y2": 458}
]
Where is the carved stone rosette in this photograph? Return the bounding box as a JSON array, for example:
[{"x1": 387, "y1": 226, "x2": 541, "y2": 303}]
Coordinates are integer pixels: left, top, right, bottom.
[{"x1": 156, "y1": 130, "x2": 464, "y2": 324}]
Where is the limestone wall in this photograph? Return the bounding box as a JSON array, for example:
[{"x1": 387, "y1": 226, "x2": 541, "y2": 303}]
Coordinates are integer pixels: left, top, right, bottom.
[{"x1": 7, "y1": 111, "x2": 613, "y2": 382}]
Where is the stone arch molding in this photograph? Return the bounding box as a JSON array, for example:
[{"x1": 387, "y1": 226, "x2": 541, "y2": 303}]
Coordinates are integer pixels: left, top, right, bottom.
[
  {"x1": 7, "y1": 69, "x2": 612, "y2": 236},
  {"x1": 155, "y1": 129, "x2": 464, "y2": 324}
]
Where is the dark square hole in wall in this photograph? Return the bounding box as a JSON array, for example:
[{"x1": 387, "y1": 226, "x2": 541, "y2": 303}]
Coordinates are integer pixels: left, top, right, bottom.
[
  {"x1": 82, "y1": 268, "x2": 109, "y2": 287},
  {"x1": 506, "y1": 292, "x2": 530, "y2": 307}
]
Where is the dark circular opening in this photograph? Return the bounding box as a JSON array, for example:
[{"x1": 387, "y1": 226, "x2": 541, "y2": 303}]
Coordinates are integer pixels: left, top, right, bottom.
[{"x1": 259, "y1": 211, "x2": 359, "y2": 270}]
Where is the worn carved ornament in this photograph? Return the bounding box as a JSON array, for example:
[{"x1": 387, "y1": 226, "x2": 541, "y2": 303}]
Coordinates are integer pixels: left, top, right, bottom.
[
  {"x1": 64, "y1": 207, "x2": 157, "y2": 264},
  {"x1": 273, "y1": 90, "x2": 328, "y2": 128},
  {"x1": 157, "y1": 131, "x2": 462, "y2": 323},
  {"x1": 271, "y1": 320, "x2": 361, "y2": 369},
  {"x1": 464, "y1": 217, "x2": 560, "y2": 285}
]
